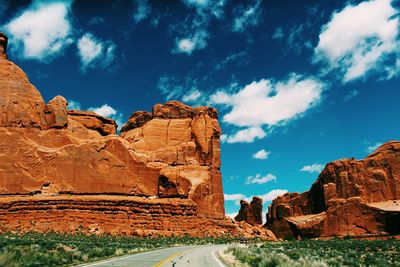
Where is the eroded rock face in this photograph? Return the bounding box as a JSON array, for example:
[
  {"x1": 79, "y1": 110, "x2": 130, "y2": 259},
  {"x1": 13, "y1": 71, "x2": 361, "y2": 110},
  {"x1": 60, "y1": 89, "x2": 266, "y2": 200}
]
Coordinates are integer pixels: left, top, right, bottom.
[
  {"x1": 67, "y1": 110, "x2": 117, "y2": 136},
  {"x1": 235, "y1": 197, "x2": 263, "y2": 225},
  {"x1": 0, "y1": 33, "x2": 233, "y2": 238},
  {"x1": 266, "y1": 141, "x2": 400, "y2": 238},
  {"x1": 0, "y1": 42, "x2": 47, "y2": 128},
  {"x1": 120, "y1": 100, "x2": 224, "y2": 218}
]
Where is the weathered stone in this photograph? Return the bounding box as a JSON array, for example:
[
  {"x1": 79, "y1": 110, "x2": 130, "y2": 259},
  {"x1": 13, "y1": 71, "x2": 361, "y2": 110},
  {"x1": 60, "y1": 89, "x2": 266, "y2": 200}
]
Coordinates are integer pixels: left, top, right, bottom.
[
  {"x1": 235, "y1": 197, "x2": 263, "y2": 225},
  {"x1": 266, "y1": 141, "x2": 400, "y2": 238},
  {"x1": 45, "y1": 96, "x2": 68, "y2": 129},
  {"x1": 0, "y1": 35, "x2": 47, "y2": 128},
  {"x1": 67, "y1": 110, "x2": 117, "y2": 136}
]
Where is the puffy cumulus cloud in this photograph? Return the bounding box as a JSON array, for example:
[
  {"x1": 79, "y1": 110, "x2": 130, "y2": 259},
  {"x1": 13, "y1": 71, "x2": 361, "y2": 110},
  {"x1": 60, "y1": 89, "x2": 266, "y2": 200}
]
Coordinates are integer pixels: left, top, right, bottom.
[
  {"x1": 133, "y1": 0, "x2": 151, "y2": 23},
  {"x1": 314, "y1": 0, "x2": 400, "y2": 82},
  {"x1": 366, "y1": 142, "x2": 383, "y2": 153},
  {"x1": 246, "y1": 173, "x2": 276, "y2": 185},
  {"x1": 300, "y1": 163, "x2": 324, "y2": 173},
  {"x1": 225, "y1": 189, "x2": 287, "y2": 205},
  {"x1": 5, "y1": 0, "x2": 73, "y2": 61},
  {"x1": 182, "y1": 89, "x2": 203, "y2": 103},
  {"x1": 211, "y1": 74, "x2": 323, "y2": 139},
  {"x1": 222, "y1": 126, "x2": 266, "y2": 144},
  {"x1": 77, "y1": 33, "x2": 116, "y2": 72},
  {"x1": 89, "y1": 104, "x2": 124, "y2": 130},
  {"x1": 252, "y1": 149, "x2": 270, "y2": 160},
  {"x1": 175, "y1": 30, "x2": 208, "y2": 55},
  {"x1": 224, "y1": 193, "x2": 246, "y2": 205},
  {"x1": 258, "y1": 189, "x2": 288, "y2": 203},
  {"x1": 232, "y1": 0, "x2": 262, "y2": 32}
]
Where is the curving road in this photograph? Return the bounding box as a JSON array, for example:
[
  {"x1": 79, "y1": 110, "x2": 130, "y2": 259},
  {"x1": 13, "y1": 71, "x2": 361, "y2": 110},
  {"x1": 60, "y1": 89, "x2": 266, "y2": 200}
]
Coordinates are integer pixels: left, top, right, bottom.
[{"x1": 80, "y1": 244, "x2": 227, "y2": 267}]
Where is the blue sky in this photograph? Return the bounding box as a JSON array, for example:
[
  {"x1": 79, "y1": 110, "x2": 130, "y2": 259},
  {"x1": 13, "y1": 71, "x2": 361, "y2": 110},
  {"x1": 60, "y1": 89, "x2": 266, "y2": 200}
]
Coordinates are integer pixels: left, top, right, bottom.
[{"x1": 1, "y1": 0, "x2": 400, "y2": 219}]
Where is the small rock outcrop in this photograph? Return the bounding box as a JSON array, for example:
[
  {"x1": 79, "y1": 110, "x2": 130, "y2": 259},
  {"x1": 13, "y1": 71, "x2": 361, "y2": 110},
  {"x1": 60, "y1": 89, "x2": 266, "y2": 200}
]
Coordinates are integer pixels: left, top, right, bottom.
[
  {"x1": 266, "y1": 141, "x2": 400, "y2": 238},
  {"x1": 235, "y1": 197, "x2": 263, "y2": 225}
]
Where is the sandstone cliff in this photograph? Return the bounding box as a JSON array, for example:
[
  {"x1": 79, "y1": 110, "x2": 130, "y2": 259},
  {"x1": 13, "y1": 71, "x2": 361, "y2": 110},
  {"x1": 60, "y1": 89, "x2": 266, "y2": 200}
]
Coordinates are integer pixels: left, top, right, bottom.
[
  {"x1": 0, "y1": 33, "x2": 275, "y2": 239},
  {"x1": 266, "y1": 141, "x2": 400, "y2": 238}
]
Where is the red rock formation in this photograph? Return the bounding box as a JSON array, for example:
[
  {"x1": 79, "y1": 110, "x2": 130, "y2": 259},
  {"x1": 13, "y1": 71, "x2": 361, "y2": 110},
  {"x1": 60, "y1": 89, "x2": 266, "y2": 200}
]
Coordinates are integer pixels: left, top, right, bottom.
[
  {"x1": 0, "y1": 33, "x2": 269, "y2": 238},
  {"x1": 266, "y1": 141, "x2": 400, "y2": 238},
  {"x1": 235, "y1": 197, "x2": 263, "y2": 225},
  {"x1": 0, "y1": 195, "x2": 276, "y2": 239}
]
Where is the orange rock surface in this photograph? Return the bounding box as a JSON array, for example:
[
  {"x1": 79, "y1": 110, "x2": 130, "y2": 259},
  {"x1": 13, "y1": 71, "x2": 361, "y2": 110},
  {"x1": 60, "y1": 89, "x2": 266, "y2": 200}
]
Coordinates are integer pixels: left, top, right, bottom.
[
  {"x1": 235, "y1": 197, "x2": 263, "y2": 225},
  {"x1": 266, "y1": 141, "x2": 400, "y2": 238},
  {"x1": 0, "y1": 33, "x2": 274, "y2": 239}
]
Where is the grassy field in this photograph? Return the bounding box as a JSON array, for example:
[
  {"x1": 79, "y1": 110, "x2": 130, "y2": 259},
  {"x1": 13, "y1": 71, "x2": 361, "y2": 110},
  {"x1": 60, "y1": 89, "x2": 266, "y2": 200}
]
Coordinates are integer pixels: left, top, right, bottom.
[
  {"x1": 0, "y1": 232, "x2": 236, "y2": 267},
  {"x1": 227, "y1": 238, "x2": 400, "y2": 267}
]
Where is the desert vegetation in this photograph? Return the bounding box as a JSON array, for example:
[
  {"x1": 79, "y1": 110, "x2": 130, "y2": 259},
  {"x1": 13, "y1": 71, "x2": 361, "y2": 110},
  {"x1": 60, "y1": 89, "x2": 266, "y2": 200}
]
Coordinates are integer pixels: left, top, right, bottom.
[
  {"x1": 227, "y1": 238, "x2": 400, "y2": 267},
  {"x1": 0, "y1": 232, "x2": 236, "y2": 267}
]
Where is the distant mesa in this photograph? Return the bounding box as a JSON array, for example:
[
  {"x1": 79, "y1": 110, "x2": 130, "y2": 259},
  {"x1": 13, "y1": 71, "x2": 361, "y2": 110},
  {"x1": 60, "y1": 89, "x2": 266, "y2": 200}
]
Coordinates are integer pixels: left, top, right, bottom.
[
  {"x1": 0, "y1": 32, "x2": 275, "y2": 239},
  {"x1": 265, "y1": 141, "x2": 400, "y2": 239}
]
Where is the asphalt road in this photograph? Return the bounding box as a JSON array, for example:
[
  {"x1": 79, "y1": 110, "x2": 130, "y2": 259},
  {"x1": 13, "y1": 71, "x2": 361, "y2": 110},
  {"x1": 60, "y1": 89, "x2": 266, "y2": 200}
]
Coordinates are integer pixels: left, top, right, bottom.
[{"x1": 80, "y1": 244, "x2": 227, "y2": 267}]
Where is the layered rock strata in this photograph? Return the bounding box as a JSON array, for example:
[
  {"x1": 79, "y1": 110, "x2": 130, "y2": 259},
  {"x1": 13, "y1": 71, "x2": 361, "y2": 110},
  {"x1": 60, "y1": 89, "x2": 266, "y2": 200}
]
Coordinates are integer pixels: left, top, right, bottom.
[{"x1": 266, "y1": 141, "x2": 400, "y2": 238}]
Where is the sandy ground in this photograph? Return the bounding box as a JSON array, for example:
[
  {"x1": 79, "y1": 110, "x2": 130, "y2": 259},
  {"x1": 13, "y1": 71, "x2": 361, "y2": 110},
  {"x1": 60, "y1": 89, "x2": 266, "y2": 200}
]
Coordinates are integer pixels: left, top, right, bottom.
[{"x1": 367, "y1": 200, "x2": 400, "y2": 211}]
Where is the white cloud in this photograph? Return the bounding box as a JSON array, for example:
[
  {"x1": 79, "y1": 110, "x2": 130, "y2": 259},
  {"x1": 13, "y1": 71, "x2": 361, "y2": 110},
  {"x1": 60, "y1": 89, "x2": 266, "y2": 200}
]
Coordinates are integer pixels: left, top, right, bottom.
[
  {"x1": 209, "y1": 90, "x2": 232, "y2": 105},
  {"x1": 225, "y1": 213, "x2": 237, "y2": 219},
  {"x1": 258, "y1": 189, "x2": 288, "y2": 203},
  {"x1": 225, "y1": 189, "x2": 288, "y2": 205},
  {"x1": 182, "y1": 89, "x2": 202, "y2": 103},
  {"x1": 224, "y1": 193, "x2": 246, "y2": 205},
  {"x1": 246, "y1": 173, "x2": 276, "y2": 185},
  {"x1": 67, "y1": 99, "x2": 81, "y2": 110},
  {"x1": 232, "y1": 0, "x2": 262, "y2": 32},
  {"x1": 223, "y1": 126, "x2": 266, "y2": 144},
  {"x1": 210, "y1": 74, "x2": 324, "y2": 135},
  {"x1": 301, "y1": 163, "x2": 324, "y2": 173},
  {"x1": 133, "y1": 0, "x2": 151, "y2": 23},
  {"x1": 175, "y1": 30, "x2": 208, "y2": 55},
  {"x1": 314, "y1": 0, "x2": 400, "y2": 82},
  {"x1": 89, "y1": 104, "x2": 124, "y2": 130},
  {"x1": 366, "y1": 142, "x2": 383, "y2": 153},
  {"x1": 252, "y1": 149, "x2": 270, "y2": 160},
  {"x1": 90, "y1": 104, "x2": 117, "y2": 118},
  {"x1": 5, "y1": 0, "x2": 73, "y2": 61},
  {"x1": 77, "y1": 33, "x2": 116, "y2": 72}
]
